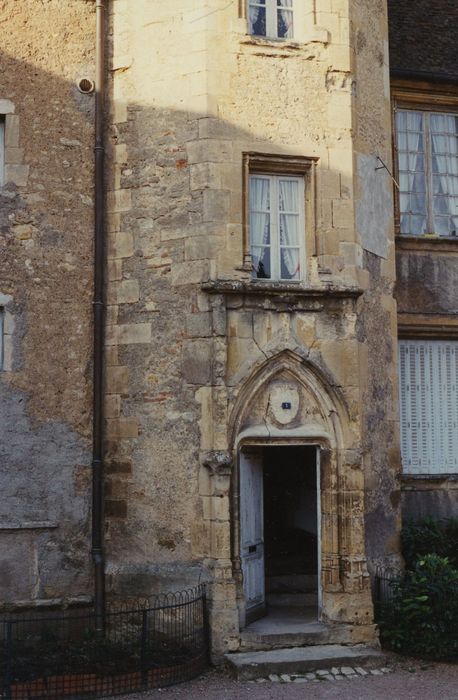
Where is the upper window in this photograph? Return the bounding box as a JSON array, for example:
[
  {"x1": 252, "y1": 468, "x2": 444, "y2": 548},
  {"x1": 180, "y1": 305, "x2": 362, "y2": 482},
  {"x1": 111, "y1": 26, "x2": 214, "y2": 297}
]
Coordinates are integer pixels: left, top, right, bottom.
[
  {"x1": 399, "y1": 339, "x2": 458, "y2": 475},
  {"x1": 250, "y1": 173, "x2": 304, "y2": 281},
  {"x1": 248, "y1": 0, "x2": 294, "y2": 40},
  {"x1": 395, "y1": 109, "x2": 458, "y2": 237}
]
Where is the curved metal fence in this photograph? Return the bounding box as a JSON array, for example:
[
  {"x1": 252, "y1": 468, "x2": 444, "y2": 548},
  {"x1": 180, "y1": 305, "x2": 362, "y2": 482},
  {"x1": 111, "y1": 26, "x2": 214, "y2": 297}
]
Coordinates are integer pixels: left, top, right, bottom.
[{"x1": 1, "y1": 585, "x2": 209, "y2": 699}]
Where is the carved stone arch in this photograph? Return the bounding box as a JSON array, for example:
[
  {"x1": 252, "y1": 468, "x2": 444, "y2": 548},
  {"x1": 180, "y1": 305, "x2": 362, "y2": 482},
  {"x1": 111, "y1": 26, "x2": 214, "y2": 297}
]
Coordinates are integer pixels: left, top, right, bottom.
[
  {"x1": 229, "y1": 349, "x2": 350, "y2": 452},
  {"x1": 229, "y1": 349, "x2": 374, "y2": 627}
]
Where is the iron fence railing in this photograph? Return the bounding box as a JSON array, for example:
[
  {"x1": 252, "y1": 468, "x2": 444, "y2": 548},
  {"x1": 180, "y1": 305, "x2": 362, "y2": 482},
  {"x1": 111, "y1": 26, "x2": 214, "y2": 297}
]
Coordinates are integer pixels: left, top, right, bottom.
[
  {"x1": 373, "y1": 566, "x2": 402, "y2": 620},
  {"x1": 1, "y1": 585, "x2": 209, "y2": 699}
]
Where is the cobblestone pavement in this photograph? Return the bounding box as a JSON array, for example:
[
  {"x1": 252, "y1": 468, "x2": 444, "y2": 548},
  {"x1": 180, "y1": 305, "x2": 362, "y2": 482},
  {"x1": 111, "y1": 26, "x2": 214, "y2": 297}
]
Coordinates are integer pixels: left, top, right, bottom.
[{"x1": 121, "y1": 660, "x2": 458, "y2": 700}]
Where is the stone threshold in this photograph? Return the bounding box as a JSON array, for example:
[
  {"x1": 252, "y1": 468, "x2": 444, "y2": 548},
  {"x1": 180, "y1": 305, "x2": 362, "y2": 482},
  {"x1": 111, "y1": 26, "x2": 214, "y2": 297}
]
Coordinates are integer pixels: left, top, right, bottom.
[{"x1": 226, "y1": 644, "x2": 386, "y2": 680}]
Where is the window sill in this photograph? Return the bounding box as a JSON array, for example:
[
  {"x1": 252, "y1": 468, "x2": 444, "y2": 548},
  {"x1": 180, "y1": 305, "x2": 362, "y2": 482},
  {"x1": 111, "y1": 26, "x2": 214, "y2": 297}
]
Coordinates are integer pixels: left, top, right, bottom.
[
  {"x1": 238, "y1": 34, "x2": 328, "y2": 54},
  {"x1": 401, "y1": 473, "x2": 458, "y2": 486},
  {"x1": 396, "y1": 235, "x2": 458, "y2": 252},
  {"x1": 202, "y1": 279, "x2": 363, "y2": 299}
]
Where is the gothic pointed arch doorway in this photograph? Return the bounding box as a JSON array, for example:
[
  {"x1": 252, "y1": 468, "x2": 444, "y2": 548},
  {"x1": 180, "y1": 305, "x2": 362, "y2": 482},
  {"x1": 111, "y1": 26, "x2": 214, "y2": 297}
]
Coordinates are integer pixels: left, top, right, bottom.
[{"x1": 229, "y1": 351, "x2": 374, "y2": 632}]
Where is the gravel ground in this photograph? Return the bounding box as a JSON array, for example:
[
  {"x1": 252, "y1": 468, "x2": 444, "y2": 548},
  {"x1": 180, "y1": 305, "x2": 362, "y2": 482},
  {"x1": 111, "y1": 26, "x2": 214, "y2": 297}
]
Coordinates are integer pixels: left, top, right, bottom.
[{"x1": 116, "y1": 660, "x2": 458, "y2": 700}]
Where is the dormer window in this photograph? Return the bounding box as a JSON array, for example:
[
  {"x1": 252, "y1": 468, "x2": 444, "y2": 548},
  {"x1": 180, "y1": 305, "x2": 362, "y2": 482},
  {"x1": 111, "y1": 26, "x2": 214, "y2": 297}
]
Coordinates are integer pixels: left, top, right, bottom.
[{"x1": 248, "y1": 0, "x2": 294, "y2": 40}]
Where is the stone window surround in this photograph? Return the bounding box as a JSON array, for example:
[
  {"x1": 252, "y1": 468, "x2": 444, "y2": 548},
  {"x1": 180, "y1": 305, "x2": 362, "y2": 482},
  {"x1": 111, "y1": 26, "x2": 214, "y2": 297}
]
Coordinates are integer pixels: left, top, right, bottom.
[
  {"x1": 392, "y1": 81, "x2": 458, "y2": 242},
  {"x1": 0, "y1": 99, "x2": 29, "y2": 188},
  {"x1": 0, "y1": 293, "x2": 15, "y2": 372},
  {"x1": 241, "y1": 152, "x2": 318, "y2": 277}
]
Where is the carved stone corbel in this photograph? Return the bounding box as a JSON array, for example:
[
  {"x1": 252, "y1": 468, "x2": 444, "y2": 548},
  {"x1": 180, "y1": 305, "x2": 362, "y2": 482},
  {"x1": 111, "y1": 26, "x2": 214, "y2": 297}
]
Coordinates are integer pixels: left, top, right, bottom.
[{"x1": 201, "y1": 450, "x2": 233, "y2": 476}]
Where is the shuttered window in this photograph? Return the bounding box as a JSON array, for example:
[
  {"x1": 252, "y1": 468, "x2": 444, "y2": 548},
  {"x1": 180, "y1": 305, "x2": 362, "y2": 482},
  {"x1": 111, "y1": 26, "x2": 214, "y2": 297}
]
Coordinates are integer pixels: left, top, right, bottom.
[{"x1": 399, "y1": 340, "x2": 458, "y2": 474}]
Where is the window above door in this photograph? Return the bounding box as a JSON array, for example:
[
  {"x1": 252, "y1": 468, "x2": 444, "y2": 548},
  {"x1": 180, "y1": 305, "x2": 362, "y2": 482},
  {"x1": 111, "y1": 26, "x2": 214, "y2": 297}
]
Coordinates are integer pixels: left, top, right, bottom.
[
  {"x1": 250, "y1": 173, "x2": 304, "y2": 281},
  {"x1": 248, "y1": 0, "x2": 294, "y2": 40}
]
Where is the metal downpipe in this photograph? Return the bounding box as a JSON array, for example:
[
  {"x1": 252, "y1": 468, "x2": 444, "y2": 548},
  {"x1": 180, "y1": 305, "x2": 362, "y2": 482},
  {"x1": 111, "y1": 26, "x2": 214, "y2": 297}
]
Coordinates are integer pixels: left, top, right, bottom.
[{"x1": 92, "y1": 0, "x2": 106, "y2": 632}]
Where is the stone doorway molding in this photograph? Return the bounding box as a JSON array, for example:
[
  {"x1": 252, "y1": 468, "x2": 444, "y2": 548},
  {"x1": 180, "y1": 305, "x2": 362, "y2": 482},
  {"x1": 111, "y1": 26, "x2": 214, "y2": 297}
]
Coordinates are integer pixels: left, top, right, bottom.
[{"x1": 228, "y1": 350, "x2": 375, "y2": 634}]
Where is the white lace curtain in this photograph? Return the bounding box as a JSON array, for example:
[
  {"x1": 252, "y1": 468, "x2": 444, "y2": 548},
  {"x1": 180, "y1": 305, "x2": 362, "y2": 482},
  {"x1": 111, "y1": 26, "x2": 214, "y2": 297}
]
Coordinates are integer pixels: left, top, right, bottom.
[
  {"x1": 250, "y1": 177, "x2": 271, "y2": 278},
  {"x1": 431, "y1": 114, "x2": 458, "y2": 236},
  {"x1": 279, "y1": 179, "x2": 300, "y2": 279},
  {"x1": 248, "y1": 0, "x2": 293, "y2": 39}
]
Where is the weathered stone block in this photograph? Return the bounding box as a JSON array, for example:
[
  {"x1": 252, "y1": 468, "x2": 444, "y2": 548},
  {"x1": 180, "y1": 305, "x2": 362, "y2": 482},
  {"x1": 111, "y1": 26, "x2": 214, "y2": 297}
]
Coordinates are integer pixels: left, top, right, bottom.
[
  {"x1": 203, "y1": 189, "x2": 231, "y2": 222},
  {"x1": 183, "y1": 339, "x2": 212, "y2": 384},
  {"x1": 117, "y1": 279, "x2": 140, "y2": 304},
  {"x1": 106, "y1": 417, "x2": 139, "y2": 439},
  {"x1": 108, "y1": 232, "x2": 134, "y2": 259},
  {"x1": 5, "y1": 114, "x2": 19, "y2": 147},
  {"x1": 105, "y1": 500, "x2": 128, "y2": 518},
  {"x1": 106, "y1": 366, "x2": 129, "y2": 394},
  {"x1": 5, "y1": 147, "x2": 24, "y2": 164},
  {"x1": 115, "y1": 323, "x2": 151, "y2": 345},
  {"x1": 5, "y1": 164, "x2": 29, "y2": 186},
  {"x1": 171, "y1": 260, "x2": 209, "y2": 286},
  {"x1": 106, "y1": 188, "x2": 132, "y2": 213},
  {"x1": 186, "y1": 312, "x2": 212, "y2": 338},
  {"x1": 0, "y1": 99, "x2": 15, "y2": 114}
]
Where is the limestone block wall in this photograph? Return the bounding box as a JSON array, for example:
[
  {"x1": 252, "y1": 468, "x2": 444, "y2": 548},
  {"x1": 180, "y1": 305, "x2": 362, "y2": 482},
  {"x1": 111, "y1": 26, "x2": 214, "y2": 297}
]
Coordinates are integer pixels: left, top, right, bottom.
[{"x1": 0, "y1": 1, "x2": 95, "y2": 606}]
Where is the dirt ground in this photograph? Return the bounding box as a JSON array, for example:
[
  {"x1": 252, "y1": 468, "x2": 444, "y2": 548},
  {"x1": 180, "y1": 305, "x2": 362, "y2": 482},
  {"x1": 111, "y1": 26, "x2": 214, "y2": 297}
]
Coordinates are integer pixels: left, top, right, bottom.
[{"x1": 123, "y1": 660, "x2": 458, "y2": 700}]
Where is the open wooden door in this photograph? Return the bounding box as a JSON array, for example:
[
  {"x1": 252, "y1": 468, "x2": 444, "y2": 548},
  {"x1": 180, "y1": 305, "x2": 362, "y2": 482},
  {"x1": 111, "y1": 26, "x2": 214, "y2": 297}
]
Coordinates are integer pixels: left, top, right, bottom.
[{"x1": 240, "y1": 449, "x2": 265, "y2": 622}]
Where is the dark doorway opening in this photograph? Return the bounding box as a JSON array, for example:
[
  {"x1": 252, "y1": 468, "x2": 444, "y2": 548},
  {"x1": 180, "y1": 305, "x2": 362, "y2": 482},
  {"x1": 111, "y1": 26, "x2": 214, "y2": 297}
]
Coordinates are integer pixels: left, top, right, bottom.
[{"x1": 263, "y1": 445, "x2": 318, "y2": 611}]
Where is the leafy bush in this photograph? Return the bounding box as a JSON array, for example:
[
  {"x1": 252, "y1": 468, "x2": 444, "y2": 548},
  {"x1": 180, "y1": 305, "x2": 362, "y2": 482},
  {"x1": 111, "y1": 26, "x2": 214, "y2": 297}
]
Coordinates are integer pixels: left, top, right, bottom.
[
  {"x1": 402, "y1": 517, "x2": 458, "y2": 569},
  {"x1": 379, "y1": 554, "x2": 458, "y2": 660}
]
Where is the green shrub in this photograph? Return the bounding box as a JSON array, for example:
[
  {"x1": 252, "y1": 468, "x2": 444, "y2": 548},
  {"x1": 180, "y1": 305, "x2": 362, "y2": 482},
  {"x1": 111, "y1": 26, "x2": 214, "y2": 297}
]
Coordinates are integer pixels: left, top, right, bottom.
[
  {"x1": 402, "y1": 517, "x2": 458, "y2": 569},
  {"x1": 379, "y1": 554, "x2": 458, "y2": 660}
]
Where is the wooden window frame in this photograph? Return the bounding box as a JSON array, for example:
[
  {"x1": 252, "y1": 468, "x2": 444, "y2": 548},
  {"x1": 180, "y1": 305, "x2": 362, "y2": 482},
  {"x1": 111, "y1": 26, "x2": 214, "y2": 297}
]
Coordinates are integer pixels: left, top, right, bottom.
[
  {"x1": 247, "y1": 0, "x2": 294, "y2": 40},
  {"x1": 392, "y1": 81, "x2": 458, "y2": 241},
  {"x1": 242, "y1": 153, "x2": 317, "y2": 282}
]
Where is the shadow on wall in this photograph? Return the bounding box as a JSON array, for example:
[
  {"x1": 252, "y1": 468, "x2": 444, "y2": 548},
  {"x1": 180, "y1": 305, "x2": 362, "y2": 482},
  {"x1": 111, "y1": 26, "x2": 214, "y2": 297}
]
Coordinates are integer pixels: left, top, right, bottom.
[{"x1": 0, "y1": 34, "x2": 400, "y2": 605}]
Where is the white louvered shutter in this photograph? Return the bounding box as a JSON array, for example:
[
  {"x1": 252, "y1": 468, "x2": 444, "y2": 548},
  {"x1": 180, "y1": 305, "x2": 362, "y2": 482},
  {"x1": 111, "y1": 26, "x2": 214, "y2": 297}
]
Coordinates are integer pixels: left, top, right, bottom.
[{"x1": 399, "y1": 340, "x2": 458, "y2": 474}]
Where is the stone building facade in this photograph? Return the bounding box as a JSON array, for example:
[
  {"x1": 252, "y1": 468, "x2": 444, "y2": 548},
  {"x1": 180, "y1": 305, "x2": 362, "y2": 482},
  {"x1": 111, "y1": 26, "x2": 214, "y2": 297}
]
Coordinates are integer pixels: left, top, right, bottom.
[{"x1": 0, "y1": 0, "x2": 456, "y2": 659}]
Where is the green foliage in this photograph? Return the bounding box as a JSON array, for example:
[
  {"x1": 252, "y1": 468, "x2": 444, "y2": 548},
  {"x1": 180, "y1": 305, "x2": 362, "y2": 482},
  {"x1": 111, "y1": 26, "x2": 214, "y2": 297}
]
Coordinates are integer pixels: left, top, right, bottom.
[
  {"x1": 402, "y1": 517, "x2": 458, "y2": 569},
  {"x1": 379, "y1": 554, "x2": 458, "y2": 660}
]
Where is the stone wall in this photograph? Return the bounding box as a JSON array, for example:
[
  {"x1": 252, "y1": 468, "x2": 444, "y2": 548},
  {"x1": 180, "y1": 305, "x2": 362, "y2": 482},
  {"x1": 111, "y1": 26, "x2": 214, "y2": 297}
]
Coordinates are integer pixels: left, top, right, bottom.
[
  {"x1": 0, "y1": 0, "x2": 95, "y2": 606},
  {"x1": 350, "y1": 0, "x2": 402, "y2": 569}
]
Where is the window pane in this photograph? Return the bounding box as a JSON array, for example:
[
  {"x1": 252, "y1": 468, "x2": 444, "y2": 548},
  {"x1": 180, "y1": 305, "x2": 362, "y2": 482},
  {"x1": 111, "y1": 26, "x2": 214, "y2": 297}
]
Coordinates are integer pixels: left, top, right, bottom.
[
  {"x1": 250, "y1": 213, "x2": 270, "y2": 246},
  {"x1": 396, "y1": 111, "x2": 407, "y2": 130},
  {"x1": 434, "y1": 216, "x2": 451, "y2": 236},
  {"x1": 430, "y1": 112, "x2": 458, "y2": 235},
  {"x1": 251, "y1": 246, "x2": 271, "y2": 279},
  {"x1": 249, "y1": 4, "x2": 266, "y2": 36},
  {"x1": 280, "y1": 247, "x2": 300, "y2": 280},
  {"x1": 250, "y1": 176, "x2": 270, "y2": 211},
  {"x1": 280, "y1": 214, "x2": 299, "y2": 245},
  {"x1": 277, "y1": 9, "x2": 293, "y2": 38},
  {"x1": 407, "y1": 112, "x2": 423, "y2": 130},
  {"x1": 410, "y1": 215, "x2": 427, "y2": 234},
  {"x1": 278, "y1": 178, "x2": 299, "y2": 212}
]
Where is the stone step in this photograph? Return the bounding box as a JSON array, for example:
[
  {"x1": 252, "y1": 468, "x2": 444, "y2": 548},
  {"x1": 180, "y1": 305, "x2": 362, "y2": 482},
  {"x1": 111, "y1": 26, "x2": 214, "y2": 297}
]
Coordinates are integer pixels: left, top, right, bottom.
[
  {"x1": 266, "y1": 574, "x2": 317, "y2": 593},
  {"x1": 226, "y1": 644, "x2": 386, "y2": 680},
  {"x1": 240, "y1": 619, "x2": 356, "y2": 651},
  {"x1": 267, "y1": 593, "x2": 318, "y2": 607}
]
